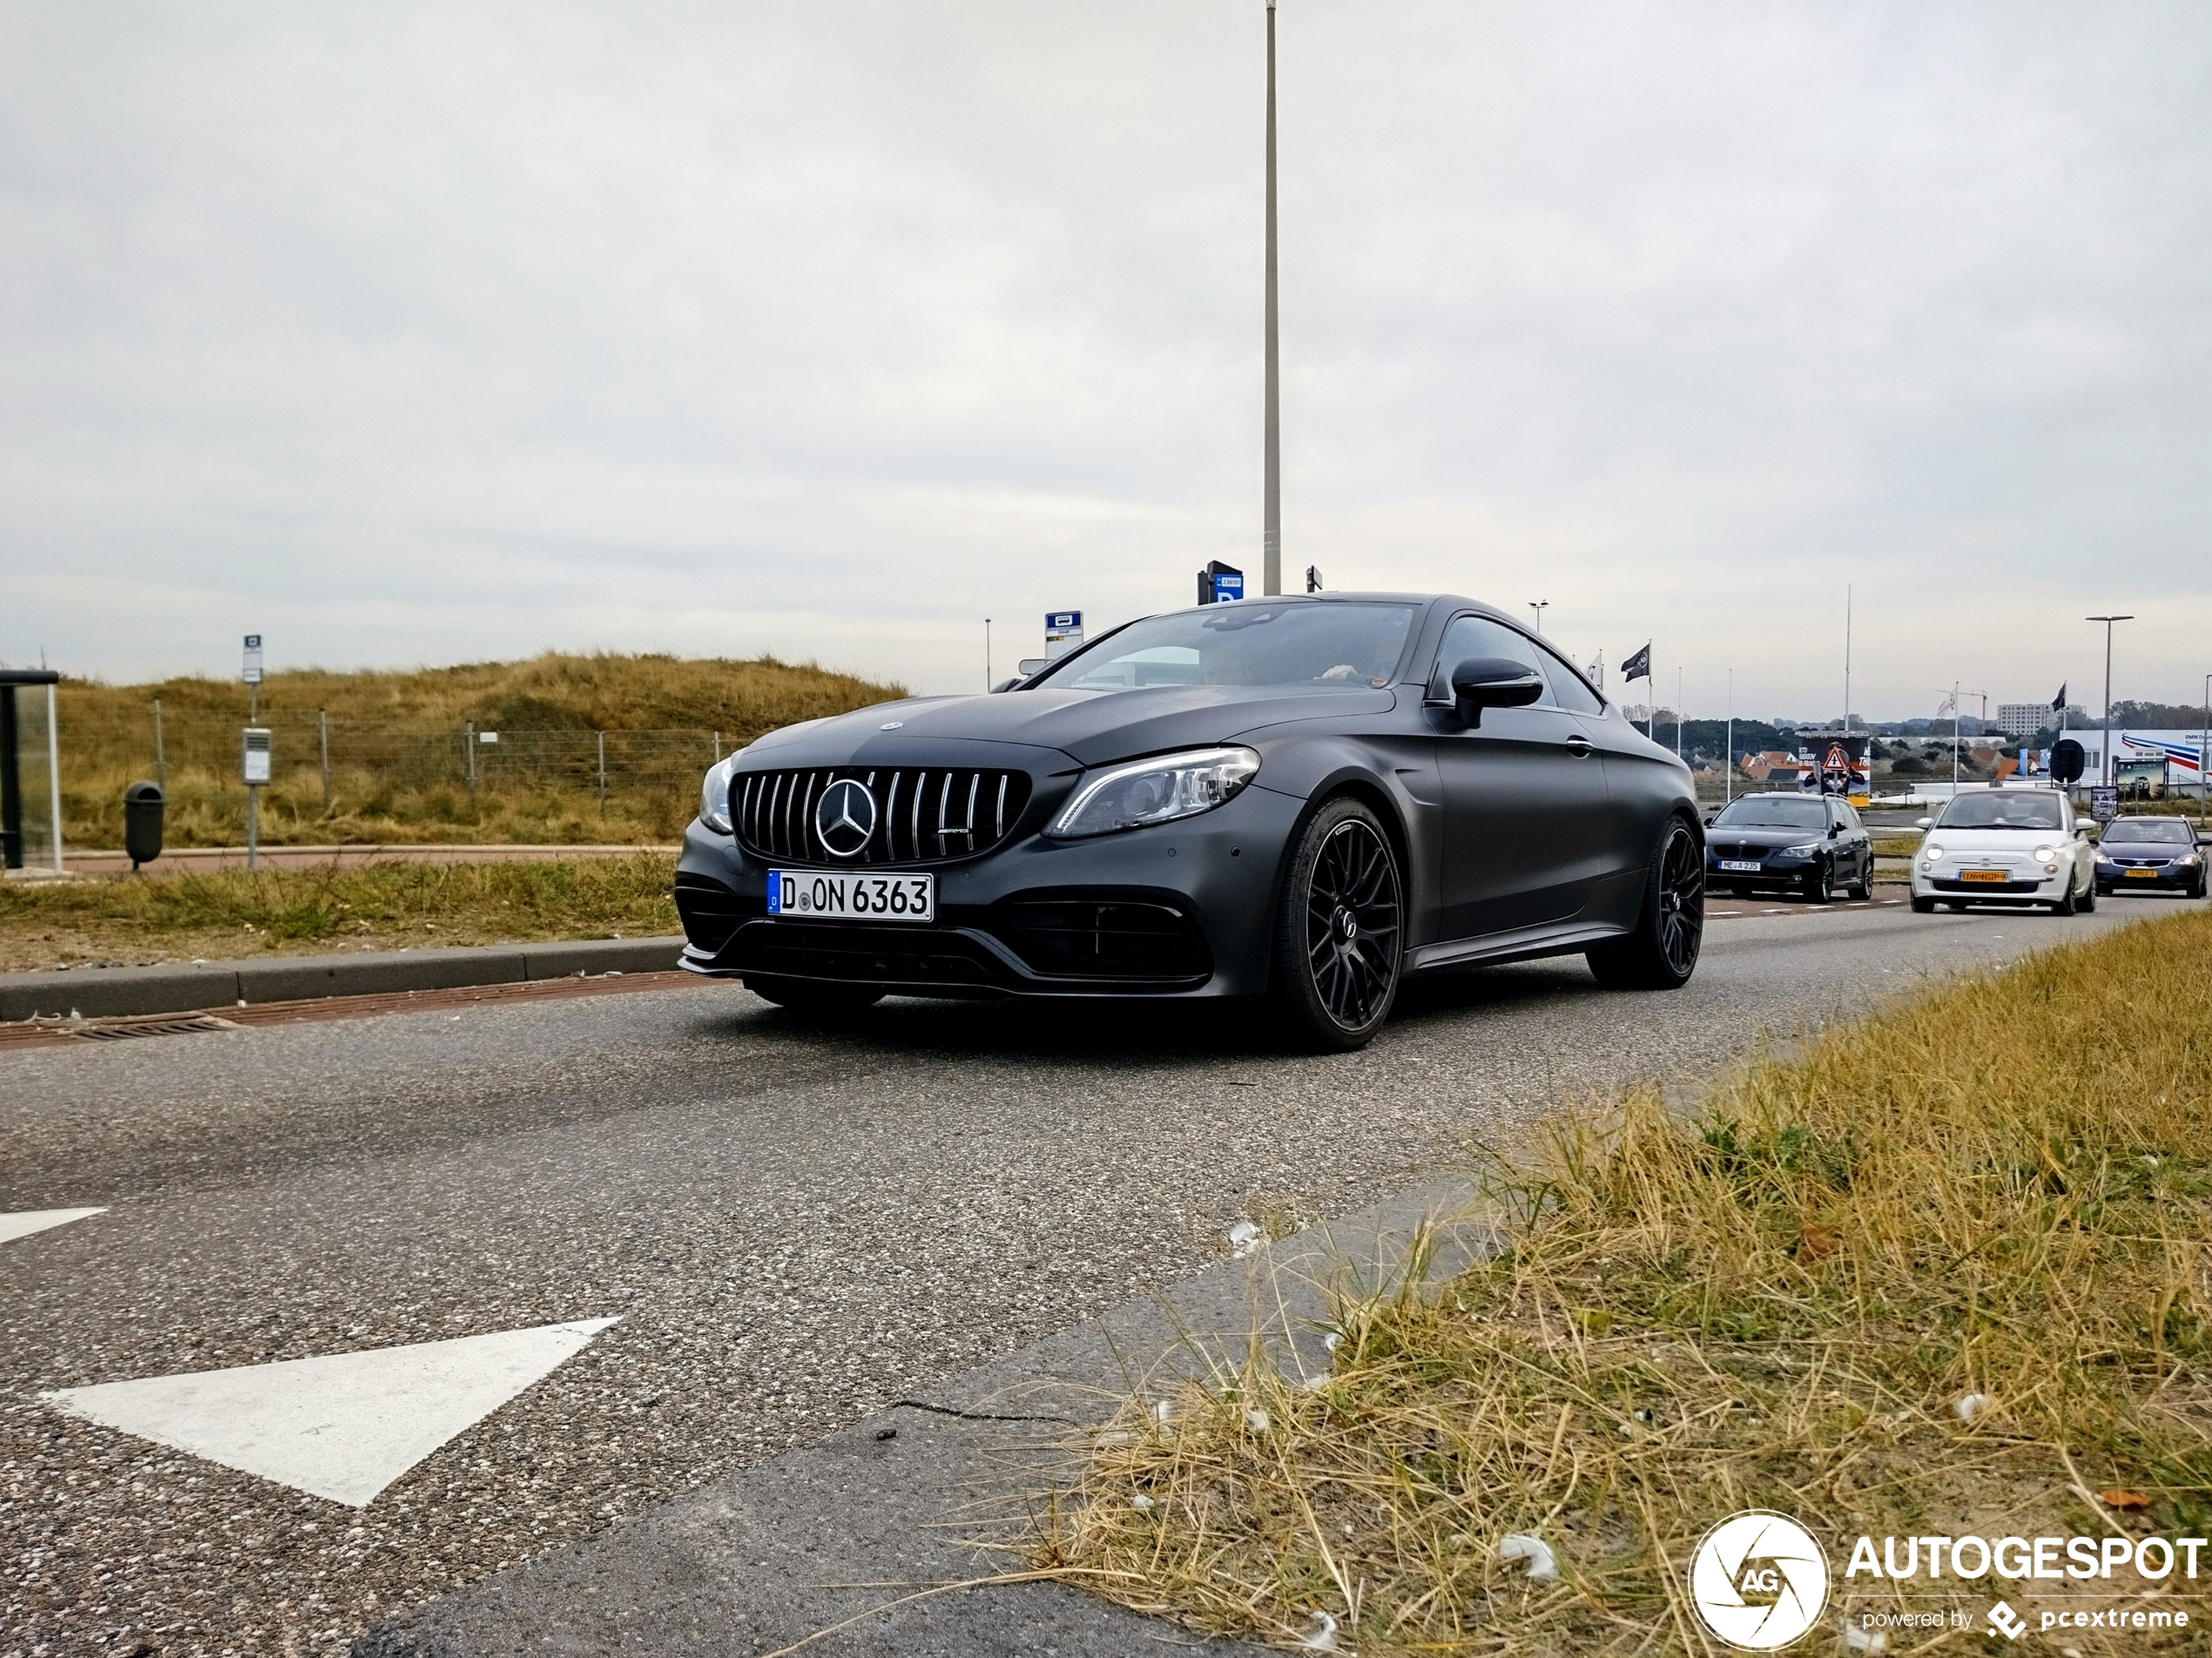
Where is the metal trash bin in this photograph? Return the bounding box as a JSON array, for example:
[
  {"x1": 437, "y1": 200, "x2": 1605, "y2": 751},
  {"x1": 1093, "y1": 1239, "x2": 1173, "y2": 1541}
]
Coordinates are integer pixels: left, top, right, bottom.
[{"x1": 125, "y1": 780, "x2": 165, "y2": 871}]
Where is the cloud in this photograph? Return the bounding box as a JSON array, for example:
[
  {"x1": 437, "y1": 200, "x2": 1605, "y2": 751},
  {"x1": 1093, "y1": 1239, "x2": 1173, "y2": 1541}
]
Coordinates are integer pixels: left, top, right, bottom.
[{"x1": 3, "y1": 1, "x2": 2208, "y2": 718}]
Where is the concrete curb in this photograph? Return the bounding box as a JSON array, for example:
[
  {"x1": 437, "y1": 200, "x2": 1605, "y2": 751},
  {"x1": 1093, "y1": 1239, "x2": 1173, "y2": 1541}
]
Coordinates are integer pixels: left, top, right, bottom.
[{"x1": 0, "y1": 937, "x2": 688, "y2": 1022}]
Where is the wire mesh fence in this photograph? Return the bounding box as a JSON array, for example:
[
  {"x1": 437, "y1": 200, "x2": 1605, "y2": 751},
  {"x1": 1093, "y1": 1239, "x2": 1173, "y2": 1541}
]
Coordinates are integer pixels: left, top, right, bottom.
[{"x1": 58, "y1": 706, "x2": 743, "y2": 849}]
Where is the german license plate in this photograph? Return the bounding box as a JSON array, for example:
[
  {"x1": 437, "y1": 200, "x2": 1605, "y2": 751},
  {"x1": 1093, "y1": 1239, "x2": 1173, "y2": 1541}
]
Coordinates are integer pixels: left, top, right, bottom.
[
  {"x1": 2126, "y1": 868, "x2": 2160, "y2": 879},
  {"x1": 1718, "y1": 859, "x2": 1762, "y2": 873},
  {"x1": 766, "y1": 869, "x2": 936, "y2": 922},
  {"x1": 1961, "y1": 869, "x2": 2007, "y2": 884}
]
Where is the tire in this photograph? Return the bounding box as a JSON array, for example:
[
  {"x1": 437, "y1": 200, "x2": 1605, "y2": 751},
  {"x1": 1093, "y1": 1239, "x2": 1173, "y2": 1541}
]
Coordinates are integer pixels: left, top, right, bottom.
[
  {"x1": 2052, "y1": 879, "x2": 2077, "y2": 917},
  {"x1": 1267, "y1": 797, "x2": 1405, "y2": 1052},
  {"x1": 2079, "y1": 880, "x2": 2096, "y2": 913},
  {"x1": 1805, "y1": 861, "x2": 1833, "y2": 905},
  {"x1": 1846, "y1": 860, "x2": 1873, "y2": 902},
  {"x1": 2195, "y1": 875, "x2": 2208, "y2": 901},
  {"x1": 1911, "y1": 894, "x2": 1937, "y2": 913},
  {"x1": 1588, "y1": 816, "x2": 1703, "y2": 991},
  {"x1": 745, "y1": 974, "x2": 887, "y2": 1013}
]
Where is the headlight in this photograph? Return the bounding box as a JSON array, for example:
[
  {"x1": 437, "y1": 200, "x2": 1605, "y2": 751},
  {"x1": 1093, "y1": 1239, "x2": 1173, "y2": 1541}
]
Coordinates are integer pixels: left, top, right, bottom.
[
  {"x1": 1784, "y1": 841, "x2": 1821, "y2": 856},
  {"x1": 2033, "y1": 845, "x2": 2060, "y2": 864},
  {"x1": 1047, "y1": 746, "x2": 1260, "y2": 839},
  {"x1": 1925, "y1": 844, "x2": 1946, "y2": 860},
  {"x1": 2095, "y1": 852, "x2": 2116, "y2": 865},
  {"x1": 2181, "y1": 853, "x2": 2202, "y2": 868},
  {"x1": 699, "y1": 754, "x2": 740, "y2": 833}
]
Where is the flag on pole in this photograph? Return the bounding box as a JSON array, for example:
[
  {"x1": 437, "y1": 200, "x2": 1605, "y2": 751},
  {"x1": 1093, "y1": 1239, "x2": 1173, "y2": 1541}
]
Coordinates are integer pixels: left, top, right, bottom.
[
  {"x1": 2052, "y1": 683, "x2": 2067, "y2": 711},
  {"x1": 1621, "y1": 643, "x2": 1651, "y2": 683}
]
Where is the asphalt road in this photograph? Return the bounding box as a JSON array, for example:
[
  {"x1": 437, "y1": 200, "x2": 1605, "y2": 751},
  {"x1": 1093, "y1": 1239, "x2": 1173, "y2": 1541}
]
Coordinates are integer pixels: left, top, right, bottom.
[{"x1": 3, "y1": 887, "x2": 2201, "y2": 1656}]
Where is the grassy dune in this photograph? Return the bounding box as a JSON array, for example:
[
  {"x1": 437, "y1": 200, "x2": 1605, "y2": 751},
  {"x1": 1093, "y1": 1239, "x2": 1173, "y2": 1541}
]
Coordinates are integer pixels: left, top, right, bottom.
[
  {"x1": 0, "y1": 855, "x2": 680, "y2": 973},
  {"x1": 1042, "y1": 908, "x2": 2212, "y2": 1652},
  {"x1": 43, "y1": 653, "x2": 904, "y2": 850}
]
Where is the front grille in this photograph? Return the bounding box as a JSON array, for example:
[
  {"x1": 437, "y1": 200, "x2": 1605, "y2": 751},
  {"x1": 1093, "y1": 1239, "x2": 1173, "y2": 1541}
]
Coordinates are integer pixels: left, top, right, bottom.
[
  {"x1": 1712, "y1": 843, "x2": 1770, "y2": 862},
  {"x1": 725, "y1": 920, "x2": 1003, "y2": 986},
  {"x1": 1932, "y1": 876, "x2": 2041, "y2": 893},
  {"x1": 732, "y1": 767, "x2": 1033, "y2": 866},
  {"x1": 998, "y1": 900, "x2": 1211, "y2": 981},
  {"x1": 2112, "y1": 857, "x2": 2171, "y2": 868}
]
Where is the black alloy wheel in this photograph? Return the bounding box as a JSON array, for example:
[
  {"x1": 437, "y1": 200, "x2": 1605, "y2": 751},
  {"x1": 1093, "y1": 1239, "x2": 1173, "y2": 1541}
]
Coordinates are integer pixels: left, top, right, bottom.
[
  {"x1": 1588, "y1": 816, "x2": 1703, "y2": 990},
  {"x1": 1270, "y1": 797, "x2": 1404, "y2": 1051},
  {"x1": 1804, "y1": 859, "x2": 1833, "y2": 904},
  {"x1": 745, "y1": 974, "x2": 887, "y2": 1014}
]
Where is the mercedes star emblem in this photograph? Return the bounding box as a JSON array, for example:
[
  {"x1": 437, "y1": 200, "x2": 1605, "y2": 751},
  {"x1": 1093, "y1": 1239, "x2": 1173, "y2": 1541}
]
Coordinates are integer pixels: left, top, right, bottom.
[{"x1": 814, "y1": 778, "x2": 879, "y2": 858}]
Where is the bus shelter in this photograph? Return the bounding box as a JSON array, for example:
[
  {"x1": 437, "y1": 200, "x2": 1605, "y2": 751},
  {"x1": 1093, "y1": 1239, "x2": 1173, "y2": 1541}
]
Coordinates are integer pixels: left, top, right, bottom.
[{"x1": 1, "y1": 668, "x2": 63, "y2": 873}]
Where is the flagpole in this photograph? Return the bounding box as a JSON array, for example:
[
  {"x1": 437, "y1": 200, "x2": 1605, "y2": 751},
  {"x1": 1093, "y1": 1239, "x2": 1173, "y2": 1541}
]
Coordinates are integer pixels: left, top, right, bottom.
[{"x1": 1726, "y1": 669, "x2": 1734, "y2": 805}]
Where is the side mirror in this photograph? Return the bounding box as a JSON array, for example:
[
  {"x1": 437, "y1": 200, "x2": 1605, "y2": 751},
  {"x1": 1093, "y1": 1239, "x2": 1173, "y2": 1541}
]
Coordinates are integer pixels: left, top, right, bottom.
[
  {"x1": 1438, "y1": 657, "x2": 1545, "y2": 726},
  {"x1": 1915, "y1": 816, "x2": 1933, "y2": 830},
  {"x1": 989, "y1": 676, "x2": 1026, "y2": 693}
]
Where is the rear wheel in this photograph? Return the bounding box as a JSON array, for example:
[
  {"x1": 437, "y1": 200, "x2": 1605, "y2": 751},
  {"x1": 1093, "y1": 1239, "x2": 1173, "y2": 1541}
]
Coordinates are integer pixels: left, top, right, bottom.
[
  {"x1": 1588, "y1": 817, "x2": 1703, "y2": 990},
  {"x1": 745, "y1": 974, "x2": 887, "y2": 1013},
  {"x1": 1268, "y1": 798, "x2": 1404, "y2": 1051}
]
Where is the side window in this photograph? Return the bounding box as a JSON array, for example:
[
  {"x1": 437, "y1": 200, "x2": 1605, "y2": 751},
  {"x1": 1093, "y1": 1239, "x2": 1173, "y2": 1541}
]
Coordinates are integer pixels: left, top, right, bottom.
[
  {"x1": 1537, "y1": 644, "x2": 1604, "y2": 715},
  {"x1": 1433, "y1": 615, "x2": 1556, "y2": 708}
]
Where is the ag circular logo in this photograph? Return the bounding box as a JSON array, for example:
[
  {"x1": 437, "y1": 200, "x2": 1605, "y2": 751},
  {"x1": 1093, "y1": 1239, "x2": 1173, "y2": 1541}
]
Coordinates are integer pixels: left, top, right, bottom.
[
  {"x1": 813, "y1": 778, "x2": 878, "y2": 859},
  {"x1": 1688, "y1": 1511, "x2": 1828, "y2": 1650}
]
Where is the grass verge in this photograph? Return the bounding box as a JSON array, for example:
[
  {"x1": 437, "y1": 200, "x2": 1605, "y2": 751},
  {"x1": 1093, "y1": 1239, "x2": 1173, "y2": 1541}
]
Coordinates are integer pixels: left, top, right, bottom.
[
  {"x1": 1038, "y1": 907, "x2": 2212, "y2": 1652},
  {"x1": 0, "y1": 855, "x2": 678, "y2": 973}
]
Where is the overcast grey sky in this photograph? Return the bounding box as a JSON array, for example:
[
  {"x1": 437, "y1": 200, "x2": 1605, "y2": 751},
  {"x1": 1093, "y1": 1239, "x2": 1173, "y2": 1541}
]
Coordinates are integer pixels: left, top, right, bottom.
[{"x1": 4, "y1": 2, "x2": 2209, "y2": 720}]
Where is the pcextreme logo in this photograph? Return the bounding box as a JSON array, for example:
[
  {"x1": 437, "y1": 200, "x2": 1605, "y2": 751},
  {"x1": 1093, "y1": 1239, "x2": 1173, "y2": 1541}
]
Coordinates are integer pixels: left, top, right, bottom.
[{"x1": 1689, "y1": 1511, "x2": 1831, "y2": 1650}]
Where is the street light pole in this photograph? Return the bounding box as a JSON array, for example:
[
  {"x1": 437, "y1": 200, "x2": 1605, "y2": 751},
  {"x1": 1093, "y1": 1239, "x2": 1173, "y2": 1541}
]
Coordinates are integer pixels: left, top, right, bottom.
[
  {"x1": 1527, "y1": 601, "x2": 1548, "y2": 636},
  {"x1": 2086, "y1": 615, "x2": 2134, "y2": 790},
  {"x1": 1261, "y1": 0, "x2": 1281, "y2": 596},
  {"x1": 2201, "y1": 671, "x2": 2209, "y2": 826}
]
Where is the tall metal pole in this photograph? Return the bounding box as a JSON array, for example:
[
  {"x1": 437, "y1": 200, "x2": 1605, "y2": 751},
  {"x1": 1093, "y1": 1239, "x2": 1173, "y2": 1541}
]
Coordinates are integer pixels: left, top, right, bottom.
[
  {"x1": 1725, "y1": 669, "x2": 1734, "y2": 805},
  {"x1": 153, "y1": 698, "x2": 165, "y2": 792},
  {"x1": 1527, "y1": 601, "x2": 1548, "y2": 635},
  {"x1": 2087, "y1": 615, "x2": 2134, "y2": 789},
  {"x1": 985, "y1": 618, "x2": 993, "y2": 690},
  {"x1": 1952, "y1": 681, "x2": 1960, "y2": 794},
  {"x1": 1843, "y1": 583, "x2": 1851, "y2": 736},
  {"x1": 2200, "y1": 671, "x2": 2209, "y2": 825},
  {"x1": 319, "y1": 708, "x2": 331, "y2": 812},
  {"x1": 1261, "y1": 0, "x2": 1281, "y2": 596}
]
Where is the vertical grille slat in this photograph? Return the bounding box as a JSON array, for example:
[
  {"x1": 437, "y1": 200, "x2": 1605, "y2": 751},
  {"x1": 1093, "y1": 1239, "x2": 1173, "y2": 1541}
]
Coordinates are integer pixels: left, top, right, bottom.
[{"x1": 731, "y1": 765, "x2": 1031, "y2": 867}]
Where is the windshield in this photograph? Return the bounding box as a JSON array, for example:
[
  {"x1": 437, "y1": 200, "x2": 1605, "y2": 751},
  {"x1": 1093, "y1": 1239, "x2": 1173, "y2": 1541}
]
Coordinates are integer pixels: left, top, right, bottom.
[
  {"x1": 1712, "y1": 797, "x2": 1826, "y2": 830},
  {"x1": 1031, "y1": 602, "x2": 1419, "y2": 691},
  {"x1": 2102, "y1": 818, "x2": 2193, "y2": 844},
  {"x1": 1937, "y1": 793, "x2": 2063, "y2": 830}
]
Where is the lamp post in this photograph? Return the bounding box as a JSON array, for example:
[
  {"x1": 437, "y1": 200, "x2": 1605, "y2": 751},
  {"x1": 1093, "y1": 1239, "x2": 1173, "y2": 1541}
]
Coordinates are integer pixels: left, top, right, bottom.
[
  {"x1": 2086, "y1": 615, "x2": 2134, "y2": 789},
  {"x1": 2200, "y1": 671, "x2": 2209, "y2": 826},
  {"x1": 1260, "y1": 0, "x2": 1281, "y2": 596},
  {"x1": 1527, "y1": 601, "x2": 1548, "y2": 636}
]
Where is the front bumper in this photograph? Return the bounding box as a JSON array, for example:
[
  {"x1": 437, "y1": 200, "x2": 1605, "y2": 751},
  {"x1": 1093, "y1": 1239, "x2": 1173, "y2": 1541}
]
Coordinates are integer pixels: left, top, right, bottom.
[
  {"x1": 673, "y1": 784, "x2": 1306, "y2": 998},
  {"x1": 1911, "y1": 860, "x2": 2070, "y2": 904},
  {"x1": 1708, "y1": 851, "x2": 1820, "y2": 887},
  {"x1": 2097, "y1": 859, "x2": 2199, "y2": 893}
]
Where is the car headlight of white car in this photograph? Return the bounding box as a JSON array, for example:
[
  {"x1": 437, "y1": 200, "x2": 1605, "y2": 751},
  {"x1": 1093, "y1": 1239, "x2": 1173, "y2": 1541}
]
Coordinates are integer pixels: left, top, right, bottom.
[
  {"x1": 1923, "y1": 844, "x2": 1945, "y2": 862},
  {"x1": 699, "y1": 753, "x2": 741, "y2": 833},
  {"x1": 1048, "y1": 746, "x2": 1261, "y2": 839},
  {"x1": 2033, "y1": 844, "x2": 2060, "y2": 866}
]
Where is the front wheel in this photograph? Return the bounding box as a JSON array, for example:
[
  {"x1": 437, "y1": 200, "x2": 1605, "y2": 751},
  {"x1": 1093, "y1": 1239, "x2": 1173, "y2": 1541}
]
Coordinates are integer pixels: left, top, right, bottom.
[
  {"x1": 1804, "y1": 861, "x2": 1833, "y2": 905},
  {"x1": 1911, "y1": 894, "x2": 1937, "y2": 913},
  {"x1": 2079, "y1": 879, "x2": 2096, "y2": 913},
  {"x1": 1268, "y1": 798, "x2": 1405, "y2": 1051},
  {"x1": 2051, "y1": 880, "x2": 2078, "y2": 917},
  {"x1": 745, "y1": 974, "x2": 887, "y2": 1013},
  {"x1": 1588, "y1": 817, "x2": 1703, "y2": 990}
]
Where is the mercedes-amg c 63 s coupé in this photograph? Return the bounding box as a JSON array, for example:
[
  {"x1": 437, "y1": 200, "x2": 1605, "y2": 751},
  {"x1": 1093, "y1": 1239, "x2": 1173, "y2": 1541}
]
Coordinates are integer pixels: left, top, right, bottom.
[{"x1": 675, "y1": 593, "x2": 1704, "y2": 1049}]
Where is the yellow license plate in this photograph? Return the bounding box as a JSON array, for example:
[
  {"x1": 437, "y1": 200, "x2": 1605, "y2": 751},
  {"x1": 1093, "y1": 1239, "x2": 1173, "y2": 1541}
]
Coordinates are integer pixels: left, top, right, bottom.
[
  {"x1": 2126, "y1": 868, "x2": 2160, "y2": 879},
  {"x1": 1961, "y1": 870, "x2": 2007, "y2": 883}
]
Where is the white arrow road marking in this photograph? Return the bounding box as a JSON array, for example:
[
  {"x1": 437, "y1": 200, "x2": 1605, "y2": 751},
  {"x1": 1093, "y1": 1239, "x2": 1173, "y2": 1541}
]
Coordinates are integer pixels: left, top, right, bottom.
[
  {"x1": 0, "y1": 1207, "x2": 107, "y2": 1244},
  {"x1": 43, "y1": 1317, "x2": 618, "y2": 1506}
]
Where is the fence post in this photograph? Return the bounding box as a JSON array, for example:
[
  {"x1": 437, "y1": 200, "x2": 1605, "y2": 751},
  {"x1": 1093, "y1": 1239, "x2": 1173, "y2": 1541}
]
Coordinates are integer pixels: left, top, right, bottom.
[
  {"x1": 319, "y1": 709, "x2": 331, "y2": 811},
  {"x1": 46, "y1": 684, "x2": 63, "y2": 874},
  {"x1": 152, "y1": 698, "x2": 165, "y2": 791},
  {"x1": 597, "y1": 731, "x2": 607, "y2": 816},
  {"x1": 713, "y1": 729, "x2": 721, "y2": 762},
  {"x1": 466, "y1": 722, "x2": 476, "y2": 793}
]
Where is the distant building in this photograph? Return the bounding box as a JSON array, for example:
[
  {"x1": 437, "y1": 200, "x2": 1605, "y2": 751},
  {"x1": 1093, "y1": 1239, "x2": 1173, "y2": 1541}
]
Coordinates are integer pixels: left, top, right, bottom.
[{"x1": 1998, "y1": 702, "x2": 2085, "y2": 737}]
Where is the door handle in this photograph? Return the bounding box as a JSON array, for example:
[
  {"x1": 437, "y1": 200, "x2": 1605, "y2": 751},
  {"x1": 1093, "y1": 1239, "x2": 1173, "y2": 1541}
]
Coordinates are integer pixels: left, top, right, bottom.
[{"x1": 1565, "y1": 736, "x2": 1595, "y2": 757}]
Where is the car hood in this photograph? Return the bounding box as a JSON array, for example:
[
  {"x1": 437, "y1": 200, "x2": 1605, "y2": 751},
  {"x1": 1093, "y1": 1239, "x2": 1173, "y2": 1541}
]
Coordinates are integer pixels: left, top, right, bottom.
[
  {"x1": 1706, "y1": 825, "x2": 1830, "y2": 847},
  {"x1": 742, "y1": 684, "x2": 1399, "y2": 770}
]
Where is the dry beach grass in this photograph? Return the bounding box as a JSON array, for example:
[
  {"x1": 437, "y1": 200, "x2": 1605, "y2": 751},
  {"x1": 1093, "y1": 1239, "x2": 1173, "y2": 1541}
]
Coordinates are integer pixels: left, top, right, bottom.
[{"x1": 1040, "y1": 907, "x2": 2212, "y2": 1653}]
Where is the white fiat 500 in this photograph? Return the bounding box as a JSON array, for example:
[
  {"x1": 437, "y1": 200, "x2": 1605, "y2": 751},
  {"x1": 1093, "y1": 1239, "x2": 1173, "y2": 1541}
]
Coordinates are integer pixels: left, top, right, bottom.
[{"x1": 1910, "y1": 788, "x2": 2097, "y2": 915}]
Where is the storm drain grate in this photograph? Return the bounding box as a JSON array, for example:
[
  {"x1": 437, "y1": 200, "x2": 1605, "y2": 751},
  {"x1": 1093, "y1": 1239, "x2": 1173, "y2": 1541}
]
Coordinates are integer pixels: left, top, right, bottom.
[{"x1": 72, "y1": 1014, "x2": 239, "y2": 1042}]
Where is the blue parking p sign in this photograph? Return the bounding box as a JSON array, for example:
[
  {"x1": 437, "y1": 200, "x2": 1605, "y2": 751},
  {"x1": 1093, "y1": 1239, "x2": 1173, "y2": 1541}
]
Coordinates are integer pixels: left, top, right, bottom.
[{"x1": 1212, "y1": 569, "x2": 1244, "y2": 603}]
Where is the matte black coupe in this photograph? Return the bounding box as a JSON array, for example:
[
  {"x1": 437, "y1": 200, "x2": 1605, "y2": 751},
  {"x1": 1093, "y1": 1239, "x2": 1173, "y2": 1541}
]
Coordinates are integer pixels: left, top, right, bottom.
[{"x1": 675, "y1": 594, "x2": 1704, "y2": 1049}]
